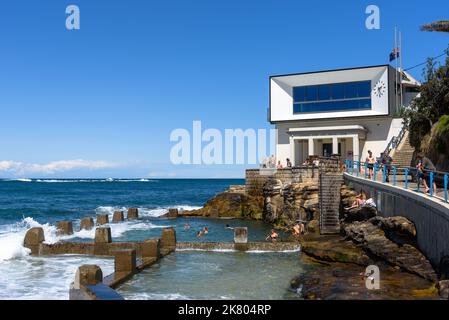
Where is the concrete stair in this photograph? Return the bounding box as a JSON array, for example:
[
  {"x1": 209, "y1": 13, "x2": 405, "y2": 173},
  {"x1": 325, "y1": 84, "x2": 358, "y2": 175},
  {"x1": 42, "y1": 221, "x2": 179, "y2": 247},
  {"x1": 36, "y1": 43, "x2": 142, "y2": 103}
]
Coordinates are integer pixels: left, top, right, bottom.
[
  {"x1": 319, "y1": 173, "x2": 344, "y2": 234},
  {"x1": 391, "y1": 131, "x2": 415, "y2": 168}
]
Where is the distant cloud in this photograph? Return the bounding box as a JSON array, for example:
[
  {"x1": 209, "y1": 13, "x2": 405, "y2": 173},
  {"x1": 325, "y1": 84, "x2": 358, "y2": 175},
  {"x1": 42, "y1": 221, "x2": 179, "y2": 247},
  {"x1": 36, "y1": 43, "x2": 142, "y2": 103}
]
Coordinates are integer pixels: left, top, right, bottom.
[{"x1": 0, "y1": 159, "x2": 120, "y2": 176}]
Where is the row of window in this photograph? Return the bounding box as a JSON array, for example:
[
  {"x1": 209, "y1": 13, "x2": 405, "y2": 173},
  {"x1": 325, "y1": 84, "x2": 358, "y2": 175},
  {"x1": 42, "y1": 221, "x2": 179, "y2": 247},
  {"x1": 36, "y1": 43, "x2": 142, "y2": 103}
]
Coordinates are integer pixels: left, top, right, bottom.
[
  {"x1": 293, "y1": 81, "x2": 372, "y2": 103},
  {"x1": 293, "y1": 98, "x2": 371, "y2": 113}
]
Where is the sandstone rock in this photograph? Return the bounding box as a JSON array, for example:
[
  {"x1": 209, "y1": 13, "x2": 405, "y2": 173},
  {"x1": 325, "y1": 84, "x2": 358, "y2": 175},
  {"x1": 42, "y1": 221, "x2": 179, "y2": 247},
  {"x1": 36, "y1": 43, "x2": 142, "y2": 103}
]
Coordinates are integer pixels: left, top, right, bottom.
[
  {"x1": 96, "y1": 214, "x2": 109, "y2": 225},
  {"x1": 80, "y1": 217, "x2": 94, "y2": 230},
  {"x1": 74, "y1": 265, "x2": 103, "y2": 289},
  {"x1": 300, "y1": 236, "x2": 371, "y2": 266},
  {"x1": 23, "y1": 227, "x2": 45, "y2": 255},
  {"x1": 95, "y1": 227, "x2": 112, "y2": 244},
  {"x1": 113, "y1": 249, "x2": 136, "y2": 273},
  {"x1": 439, "y1": 256, "x2": 449, "y2": 280},
  {"x1": 234, "y1": 227, "x2": 248, "y2": 244},
  {"x1": 370, "y1": 216, "x2": 417, "y2": 244},
  {"x1": 343, "y1": 221, "x2": 437, "y2": 281},
  {"x1": 437, "y1": 280, "x2": 449, "y2": 299},
  {"x1": 142, "y1": 239, "x2": 160, "y2": 258},
  {"x1": 127, "y1": 208, "x2": 139, "y2": 220},
  {"x1": 166, "y1": 208, "x2": 178, "y2": 218},
  {"x1": 307, "y1": 220, "x2": 320, "y2": 234},
  {"x1": 342, "y1": 206, "x2": 377, "y2": 223},
  {"x1": 56, "y1": 221, "x2": 73, "y2": 235},
  {"x1": 112, "y1": 211, "x2": 124, "y2": 223}
]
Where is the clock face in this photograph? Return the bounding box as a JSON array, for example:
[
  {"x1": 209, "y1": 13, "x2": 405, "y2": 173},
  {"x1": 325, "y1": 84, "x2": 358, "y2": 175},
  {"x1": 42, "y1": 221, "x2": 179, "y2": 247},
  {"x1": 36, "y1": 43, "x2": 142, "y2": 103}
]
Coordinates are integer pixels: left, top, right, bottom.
[{"x1": 373, "y1": 80, "x2": 386, "y2": 98}]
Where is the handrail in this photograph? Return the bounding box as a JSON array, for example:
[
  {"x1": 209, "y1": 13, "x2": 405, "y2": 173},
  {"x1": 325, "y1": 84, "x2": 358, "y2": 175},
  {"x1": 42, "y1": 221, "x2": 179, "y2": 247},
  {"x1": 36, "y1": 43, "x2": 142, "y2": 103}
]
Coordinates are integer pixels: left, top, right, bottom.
[
  {"x1": 344, "y1": 159, "x2": 448, "y2": 204},
  {"x1": 383, "y1": 125, "x2": 407, "y2": 156}
]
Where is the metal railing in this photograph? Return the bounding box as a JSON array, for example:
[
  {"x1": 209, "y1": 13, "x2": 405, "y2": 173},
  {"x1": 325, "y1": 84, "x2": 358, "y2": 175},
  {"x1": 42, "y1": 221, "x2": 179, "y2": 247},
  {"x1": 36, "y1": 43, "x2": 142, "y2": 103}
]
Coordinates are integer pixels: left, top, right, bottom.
[
  {"x1": 344, "y1": 159, "x2": 448, "y2": 204},
  {"x1": 383, "y1": 125, "x2": 407, "y2": 156}
]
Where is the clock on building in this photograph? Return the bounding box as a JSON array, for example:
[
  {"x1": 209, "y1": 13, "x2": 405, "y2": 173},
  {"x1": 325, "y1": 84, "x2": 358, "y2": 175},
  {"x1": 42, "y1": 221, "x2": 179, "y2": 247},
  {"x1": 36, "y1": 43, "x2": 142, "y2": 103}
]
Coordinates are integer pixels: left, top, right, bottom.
[{"x1": 373, "y1": 80, "x2": 386, "y2": 98}]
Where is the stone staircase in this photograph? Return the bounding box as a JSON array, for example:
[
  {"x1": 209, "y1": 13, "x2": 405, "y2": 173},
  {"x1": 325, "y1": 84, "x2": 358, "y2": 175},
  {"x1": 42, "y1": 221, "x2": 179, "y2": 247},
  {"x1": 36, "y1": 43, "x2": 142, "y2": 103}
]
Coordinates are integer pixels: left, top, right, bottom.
[
  {"x1": 319, "y1": 173, "x2": 344, "y2": 234},
  {"x1": 391, "y1": 131, "x2": 416, "y2": 168}
]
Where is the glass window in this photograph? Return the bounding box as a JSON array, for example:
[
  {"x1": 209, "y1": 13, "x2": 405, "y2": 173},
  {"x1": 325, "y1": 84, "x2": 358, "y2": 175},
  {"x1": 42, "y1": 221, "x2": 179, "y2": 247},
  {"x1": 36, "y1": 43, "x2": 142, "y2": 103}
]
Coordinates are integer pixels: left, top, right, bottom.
[
  {"x1": 292, "y1": 80, "x2": 372, "y2": 113},
  {"x1": 317, "y1": 85, "x2": 331, "y2": 101},
  {"x1": 356, "y1": 81, "x2": 371, "y2": 97},
  {"x1": 293, "y1": 87, "x2": 305, "y2": 102},
  {"x1": 344, "y1": 82, "x2": 358, "y2": 99},
  {"x1": 331, "y1": 83, "x2": 345, "y2": 99},
  {"x1": 305, "y1": 86, "x2": 317, "y2": 101}
]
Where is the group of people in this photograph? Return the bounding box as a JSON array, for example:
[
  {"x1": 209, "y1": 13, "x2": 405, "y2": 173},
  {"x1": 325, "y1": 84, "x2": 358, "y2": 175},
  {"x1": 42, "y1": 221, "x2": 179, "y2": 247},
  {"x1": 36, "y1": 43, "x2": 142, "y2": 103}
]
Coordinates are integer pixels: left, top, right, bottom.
[
  {"x1": 302, "y1": 156, "x2": 320, "y2": 166},
  {"x1": 183, "y1": 223, "x2": 209, "y2": 238},
  {"x1": 261, "y1": 155, "x2": 292, "y2": 169},
  {"x1": 363, "y1": 150, "x2": 438, "y2": 195}
]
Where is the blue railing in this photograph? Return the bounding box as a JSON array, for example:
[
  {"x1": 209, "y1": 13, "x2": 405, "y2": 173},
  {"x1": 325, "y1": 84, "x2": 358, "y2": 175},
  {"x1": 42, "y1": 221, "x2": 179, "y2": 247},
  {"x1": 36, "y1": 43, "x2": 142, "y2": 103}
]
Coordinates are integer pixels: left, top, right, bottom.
[{"x1": 345, "y1": 159, "x2": 448, "y2": 204}]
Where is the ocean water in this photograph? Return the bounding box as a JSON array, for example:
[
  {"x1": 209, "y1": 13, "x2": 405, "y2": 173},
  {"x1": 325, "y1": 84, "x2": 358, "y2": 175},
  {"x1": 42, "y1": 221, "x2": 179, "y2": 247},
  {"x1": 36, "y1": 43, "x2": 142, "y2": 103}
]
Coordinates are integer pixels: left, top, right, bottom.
[{"x1": 0, "y1": 178, "x2": 300, "y2": 300}]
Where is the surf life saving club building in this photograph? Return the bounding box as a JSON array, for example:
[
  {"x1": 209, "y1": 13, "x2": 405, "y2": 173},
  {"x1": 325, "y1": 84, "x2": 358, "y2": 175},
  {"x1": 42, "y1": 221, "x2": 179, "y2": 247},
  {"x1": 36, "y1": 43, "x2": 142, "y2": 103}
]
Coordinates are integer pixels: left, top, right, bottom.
[{"x1": 269, "y1": 65, "x2": 420, "y2": 165}]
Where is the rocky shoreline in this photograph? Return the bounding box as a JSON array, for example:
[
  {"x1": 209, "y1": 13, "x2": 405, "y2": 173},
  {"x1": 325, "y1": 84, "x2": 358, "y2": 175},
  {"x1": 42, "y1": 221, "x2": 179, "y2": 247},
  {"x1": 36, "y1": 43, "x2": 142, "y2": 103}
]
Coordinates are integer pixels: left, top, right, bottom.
[{"x1": 174, "y1": 180, "x2": 448, "y2": 300}]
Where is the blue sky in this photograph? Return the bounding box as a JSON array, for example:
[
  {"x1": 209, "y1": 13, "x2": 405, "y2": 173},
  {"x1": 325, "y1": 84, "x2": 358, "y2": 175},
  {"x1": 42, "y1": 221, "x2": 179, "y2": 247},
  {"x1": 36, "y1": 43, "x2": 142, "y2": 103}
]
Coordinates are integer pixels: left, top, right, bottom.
[{"x1": 0, "y1": 0, "x2": 448, "y2": 178}]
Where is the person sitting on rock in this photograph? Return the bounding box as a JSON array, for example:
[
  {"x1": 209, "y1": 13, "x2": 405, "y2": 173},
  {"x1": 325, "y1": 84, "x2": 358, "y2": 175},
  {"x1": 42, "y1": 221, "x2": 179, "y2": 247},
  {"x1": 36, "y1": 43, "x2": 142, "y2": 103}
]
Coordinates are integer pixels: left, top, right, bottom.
[
  {"x1": 292, "y1": 222, "x2": 305, "y2": 236},
  {"x1": 276, "y1": 160, "x2": 283, "y2": 169},
  {"x1": 344, "y1": 192, "x2": 366, "y2": 211},
  {"x1": 266, "y1": 229, "x2": 279, "y2": 242}
]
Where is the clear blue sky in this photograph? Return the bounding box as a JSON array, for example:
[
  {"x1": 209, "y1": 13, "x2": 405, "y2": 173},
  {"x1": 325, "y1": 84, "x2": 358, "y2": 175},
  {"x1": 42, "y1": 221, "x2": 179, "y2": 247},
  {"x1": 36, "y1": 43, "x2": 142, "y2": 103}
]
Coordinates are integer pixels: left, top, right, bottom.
[{"x1": 0, "y1": 0, "x2": 448, "y2": 178}]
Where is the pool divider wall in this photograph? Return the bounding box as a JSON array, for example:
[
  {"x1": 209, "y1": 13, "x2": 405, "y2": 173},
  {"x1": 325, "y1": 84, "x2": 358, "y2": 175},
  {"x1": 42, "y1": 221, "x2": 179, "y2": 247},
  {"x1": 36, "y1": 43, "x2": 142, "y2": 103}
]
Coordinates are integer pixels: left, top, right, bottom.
[
  {"x1": 96, "y1": 214, "x2": 109, "y2": 225},
  {"x1": 56, "y1": 221, "x2": 74, "y2": 235},
  {"x1": 127, "y1": 208, "x2": 139, "y2": 220},
  {"x1": 160, "y1": 227, "x2": 176, "y2": 255},
  {"x1": 80, "y1": 217, "x2": 94, "y2": 230},
  {"x1": 112, "y1": 211, "x2": 124, "y2": 223}
]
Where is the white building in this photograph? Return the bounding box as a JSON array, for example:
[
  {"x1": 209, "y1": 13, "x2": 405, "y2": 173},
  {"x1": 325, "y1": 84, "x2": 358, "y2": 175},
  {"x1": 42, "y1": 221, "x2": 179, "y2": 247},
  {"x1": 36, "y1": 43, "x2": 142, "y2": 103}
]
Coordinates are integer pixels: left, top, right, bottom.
[{"x1": 269, "y1": 65, "x2": 420, "y2": 166}]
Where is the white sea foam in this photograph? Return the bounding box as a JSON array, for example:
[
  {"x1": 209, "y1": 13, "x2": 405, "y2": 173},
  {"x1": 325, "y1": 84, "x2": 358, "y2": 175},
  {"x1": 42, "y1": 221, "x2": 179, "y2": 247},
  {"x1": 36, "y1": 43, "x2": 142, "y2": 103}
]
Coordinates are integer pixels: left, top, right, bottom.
[{"x1": 9, "y1": 178, "x2": 32, "y2": 182}]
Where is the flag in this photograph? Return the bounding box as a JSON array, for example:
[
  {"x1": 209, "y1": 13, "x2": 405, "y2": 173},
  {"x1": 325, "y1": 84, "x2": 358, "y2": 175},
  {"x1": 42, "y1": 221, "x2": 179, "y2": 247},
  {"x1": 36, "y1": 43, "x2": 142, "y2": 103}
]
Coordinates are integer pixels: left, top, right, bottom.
[{"x1": 389, "y1": 47, "x2": 400, "y2": 61}]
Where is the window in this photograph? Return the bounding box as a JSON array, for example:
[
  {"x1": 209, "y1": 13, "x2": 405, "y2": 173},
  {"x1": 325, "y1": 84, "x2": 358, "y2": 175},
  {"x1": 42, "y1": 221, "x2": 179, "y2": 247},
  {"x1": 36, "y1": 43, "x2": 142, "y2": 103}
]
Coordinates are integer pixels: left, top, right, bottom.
[{"x1": 292, "y1": 80, "x2": 372, "y2": 113}]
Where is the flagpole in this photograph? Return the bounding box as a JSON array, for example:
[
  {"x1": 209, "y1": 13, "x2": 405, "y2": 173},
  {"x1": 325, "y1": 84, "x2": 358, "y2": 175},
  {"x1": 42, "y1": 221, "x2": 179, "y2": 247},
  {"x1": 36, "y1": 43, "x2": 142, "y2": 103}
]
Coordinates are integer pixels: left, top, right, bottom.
[
  {"x1": 399, "y1": 30, "x2": 404, "y2": 109},
  {"x1": 394, "y1": 27, "x2": 398, "y2": 110}
]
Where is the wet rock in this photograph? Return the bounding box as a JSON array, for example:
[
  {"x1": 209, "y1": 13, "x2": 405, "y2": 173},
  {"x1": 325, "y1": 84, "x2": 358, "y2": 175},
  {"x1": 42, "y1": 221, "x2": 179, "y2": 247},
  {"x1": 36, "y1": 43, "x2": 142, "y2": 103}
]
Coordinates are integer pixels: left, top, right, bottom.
[
  {"x1": 167, "y1": 208, "x2": 178, "y2": 218},
  {"x1": 112, "y1": 211, "x2": 124, "y2": 223},
  {"x1": 95, "y1": 227, "x2": 112, "y2": 244},
  {"x1": 127, "y1": 208, "x2": 139, "y2": 220},
  {"x1": 300, "y1": 235, "x2": 371, "y2": 266},
  {"x1": 80, "y1": 217, "x2": 94, "y2": 230},
  {"x1": 96, "y1": 214, "x2": 109, "y2": 225},
  {"x1": 291, "y1": 256, "x2": 438, "y2": 300},
  {"x1": 23, "y1": 227, "x2": 45, "y2": 255},
  {"x1": 56, "y1": 221, "x2": 74, "y2": 235},
  {"x1": 74, "y1": 265, "x2": 103, "y2": 289}
]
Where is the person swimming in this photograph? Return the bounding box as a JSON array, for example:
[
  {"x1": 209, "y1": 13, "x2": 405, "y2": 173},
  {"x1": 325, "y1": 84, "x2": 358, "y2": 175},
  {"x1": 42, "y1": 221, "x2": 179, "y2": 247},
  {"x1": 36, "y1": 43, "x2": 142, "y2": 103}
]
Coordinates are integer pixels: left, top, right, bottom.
[
  {"x1": 225, "y1": 224, "x2": 234, "y2": 230},
  {"x1": 197, "y1": 230, "x2": 203, "y2": 238},
  {"x1": 203, "y1": 227, "x2": 208, "y2": 235},
  {"x1": 183, "y1": 223, "x2": 190, "y2": 231}
]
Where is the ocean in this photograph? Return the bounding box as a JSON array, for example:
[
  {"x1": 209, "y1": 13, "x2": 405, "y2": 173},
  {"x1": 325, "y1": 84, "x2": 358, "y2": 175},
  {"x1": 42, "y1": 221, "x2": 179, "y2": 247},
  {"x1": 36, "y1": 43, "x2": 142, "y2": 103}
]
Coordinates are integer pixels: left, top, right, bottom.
[{"x1": 0, "y1": 178, "x2": 303, "y2": 299}]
